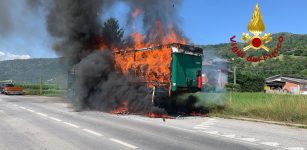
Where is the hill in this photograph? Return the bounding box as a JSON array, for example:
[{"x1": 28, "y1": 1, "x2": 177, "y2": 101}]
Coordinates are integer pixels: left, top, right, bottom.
[
  {"x1": 0, "y1": 58, "x2": 68, "y2": 88},
  {"x1": 1, "y1": 33, "x2": 306, "y2": 92},
  {"x1": 202, "y1": 33, "x2": 307, "y2": 78}
]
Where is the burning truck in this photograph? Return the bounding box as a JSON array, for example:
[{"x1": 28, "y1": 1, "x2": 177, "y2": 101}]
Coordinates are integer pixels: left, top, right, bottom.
[
  {"x1": 68, "y1": 43, "x2": 203, "y2": 113},
  {"x1": 115, "y1": 43, "x2": 203, "y2": 102},
  {"x1": 49, "y1": 0, "x2": 205, "y2": 115}
]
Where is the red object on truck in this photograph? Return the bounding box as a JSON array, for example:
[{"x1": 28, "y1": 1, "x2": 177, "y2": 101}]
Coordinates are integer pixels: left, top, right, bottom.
[{"x1": 198, "y1": 76, "x2": 202, "y2": 89}]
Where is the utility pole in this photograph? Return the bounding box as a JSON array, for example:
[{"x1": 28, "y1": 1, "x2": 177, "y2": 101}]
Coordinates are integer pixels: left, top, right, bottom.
[
  {"x1": 39, "y1": 73, "x2": 42, "y2": 95},
  {"x1": 39, "y1": 59, "x2": 43, "y2": 95},
  {"x1": 233, "y1": 66, "x2": 237, "y2": 85}
]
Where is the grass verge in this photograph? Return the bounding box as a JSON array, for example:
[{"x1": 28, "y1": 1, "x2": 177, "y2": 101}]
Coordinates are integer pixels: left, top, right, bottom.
[
  {"x1": 16, "y1": 83, "x2": 66, "y2": 97},
  {"x1": 209, "y1": 92, "x2": 307, "y2": 125}
]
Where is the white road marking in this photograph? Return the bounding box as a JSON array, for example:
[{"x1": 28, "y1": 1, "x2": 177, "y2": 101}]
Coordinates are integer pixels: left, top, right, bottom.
[
  {"x1": 286, "y1": 147, "x2": 305, "y2": 150},
  {"x1": 82, "y1": 129, "x2": 103, "y2": 136},
  {"x1": 25, "y1": 109, "x2": 35, "y2": 113},
  {"x1": 194, "y1": 119, "x2": 217, "y2": 130},
  {"x1": 195, "y1": 124, "x2": 212, "y2": 128},
  {"x1": 221, "y1": 134, "x2": 236, "y2": 138},
  {"x1": 19, "y1": 106, "x2": 26, "y2": 109},
  {"x1": 193, "y1": 126, "x2": 208, "y2": 130},
  {"x1": 36, "y1": 112, "x2": 48, "y2": 117},
  {"x1": 202, "y1": 121, "x2": 217, "y2": 124},
  {"x1": 109, "y1": 138, "x2": 138, "y2": 149},
  {"x1": 63, "y1": 122, "x2": 80, "y2": 128},
  {"x1": 260, "y1": 142, "x2": 280, "y2": 147},
  {"x1": 203, "y1": 131, "x2": 219, "y2": 135},
  {"x1": 200, "y1": 123, "x2": 215, "y2": 126},
  {"x1": 165, "y1": 125, "x2": 196, "y2": 133},
  {"x1": 237, "y1": 138, "x2": 258, "y2": 142},
  {"x1": 49, "y1": 117, "x2": 62, "y2": 122}
]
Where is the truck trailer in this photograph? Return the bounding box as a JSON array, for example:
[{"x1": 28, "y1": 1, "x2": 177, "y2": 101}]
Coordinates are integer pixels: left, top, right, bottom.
[
  {"x1": 68, "y1": 43, "x2": 203, "y2": 110},
  {"x1": 114, "y1": 43, "x2": 203, "y2": 104}
]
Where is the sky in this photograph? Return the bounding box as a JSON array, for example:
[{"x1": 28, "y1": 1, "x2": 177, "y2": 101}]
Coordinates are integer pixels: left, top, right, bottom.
[{"x1": 0, "y1": 0, "x2": 306, "y2": 59}]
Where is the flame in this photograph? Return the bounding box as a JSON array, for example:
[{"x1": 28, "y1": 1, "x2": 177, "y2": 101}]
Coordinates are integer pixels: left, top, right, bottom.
[
  {"x1": 248, "y1": 3, "x2": 265, "y2": 35},
  {"x1": 100, "y1": 12, "x2": 187, "y2": 115},
  {"x1": 146, "y1": 112, "x2": 174, "y2": 119},
  {"x1": 111, "y1": 101, "x2": 128, "y2": 114},
  {"x1": 114, "y1": 21, "x2": 186, "y2": 89},
  {"x1": 132, "y1": 8, "x2": 141, "y2": 18}
]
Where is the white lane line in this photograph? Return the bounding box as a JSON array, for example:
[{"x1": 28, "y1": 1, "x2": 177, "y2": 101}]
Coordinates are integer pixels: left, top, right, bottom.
[
  {"x1": 260, "y1": 142, "x2": 279, "y2": 147},
  {"x1": 203, "y1": 131, "x2": 219, "y2": 135},
  {"x1": 237, "y1": 138, "x2": 258, "y2": 142},
  {"x1": 220, "y1": 134, "x2": 236, "y2": 138},
  {"x1": 63, "y1": 122, "x2": 80, "y2": 128},
  {"x1": 36, "y1": 112, "x2": 48, "y2": 117},
  {"x1": 195, "y1": 124, "x2": 212, "y2": 127},
  {"x1": 49, "y1": 117, "x2": 62, "y2": 122},
  {"x1": 25, "y1": 109, "x2": 35, "y2": 113},
  {"x1": 193, "y1": 126, "x2": 208, "y2": 130},
  {"x1": 82, "y1": 129, "x2": 103, "y2": 136},
  {"x1": 19, "y1": 106, "x2": 26, "y2": 109},
  {"x1": 165, "y1": 125, "x2": 196, "y2": 133},
  {"x1": 109, "y1": 138, "x2": 138, "y2": 149},
  {"x1": 200, "y1": 123, "x2": 215, "y2": 126},
  {"x1": 287, "y1": 147, "x2": 305, "y2": 150}
]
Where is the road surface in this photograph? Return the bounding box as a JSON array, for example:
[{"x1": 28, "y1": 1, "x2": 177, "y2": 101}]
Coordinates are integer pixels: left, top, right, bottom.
[{"x1": 0, "y1": 95, "x2": 306, "y2": 150}]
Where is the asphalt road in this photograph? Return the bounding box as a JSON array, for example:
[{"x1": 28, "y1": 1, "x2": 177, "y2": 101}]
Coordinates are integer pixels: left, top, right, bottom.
[{"x1": 0, "y1": 95, "x2": 305, "y2": 150}]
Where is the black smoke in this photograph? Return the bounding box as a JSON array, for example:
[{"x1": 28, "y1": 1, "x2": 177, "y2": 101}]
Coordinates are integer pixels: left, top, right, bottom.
[
  {"x1": 125, "y1": 0, "x2": 186, "y2": 43},
  {"x1": 0, "y1": 0, "x2": 47, "y2": 37},
  {"x1": 75, "y1": 50, "x2": 157, "y2": 113},
  {"x1": 46, "y1": 0, "x2": 115, "y2": 64},
  {"x1": 38, "y1": 0, "x2": 183, "y2": 113}
]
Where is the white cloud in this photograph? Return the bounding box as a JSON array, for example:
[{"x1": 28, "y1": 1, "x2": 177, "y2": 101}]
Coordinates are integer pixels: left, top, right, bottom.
[{"x1": 0, "y1": 51, "x2": 31, "y2": 61}]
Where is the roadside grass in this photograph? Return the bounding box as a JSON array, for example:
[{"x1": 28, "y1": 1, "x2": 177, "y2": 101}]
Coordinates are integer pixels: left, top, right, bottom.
[
  {"x1": 209, "y1": 92, "x2": 307, "y2": 125},
  {"x1": 16, "y1": 83, "x2": 66, "y2": 97}
]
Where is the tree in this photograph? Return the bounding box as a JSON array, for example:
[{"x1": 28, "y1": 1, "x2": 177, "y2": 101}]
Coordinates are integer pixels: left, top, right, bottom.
[
  {"x1": 236, "y1": 72, "x2": 265, "y2": 92},
  {"x1": 101, "y1": 18, "x2": 124, "y2": 49}
]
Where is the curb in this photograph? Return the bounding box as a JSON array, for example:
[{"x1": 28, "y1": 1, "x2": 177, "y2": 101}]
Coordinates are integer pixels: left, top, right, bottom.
[{"x1": 222, "y1": 116, "x2": 307, "y2": 128}]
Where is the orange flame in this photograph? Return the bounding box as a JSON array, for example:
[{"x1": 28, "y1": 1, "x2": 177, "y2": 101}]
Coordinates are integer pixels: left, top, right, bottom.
[
  {"x1": 132, "y1": 8, "x2": 141, "y2": 18},
  {"x1": 111, "y1": 101, "x2": 128, "y2": 114},
  {"x1": 100, "y1": 18, "x2": 187, "y2": 115},
  {"x1": 146, "y1": 112, "x2": 174, "y2": 119},
  {"x1": 113, "y1": 21, "x2": 186, "y2": 89}
]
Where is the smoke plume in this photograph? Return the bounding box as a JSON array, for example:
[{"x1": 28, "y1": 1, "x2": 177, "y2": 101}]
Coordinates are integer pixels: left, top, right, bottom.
[
  {"x1": 199, "y1": 50, "x2": 228, "y2": 107},
  {"x1": 125, "y1": 0, "x2": 185, "y2": 42}
]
